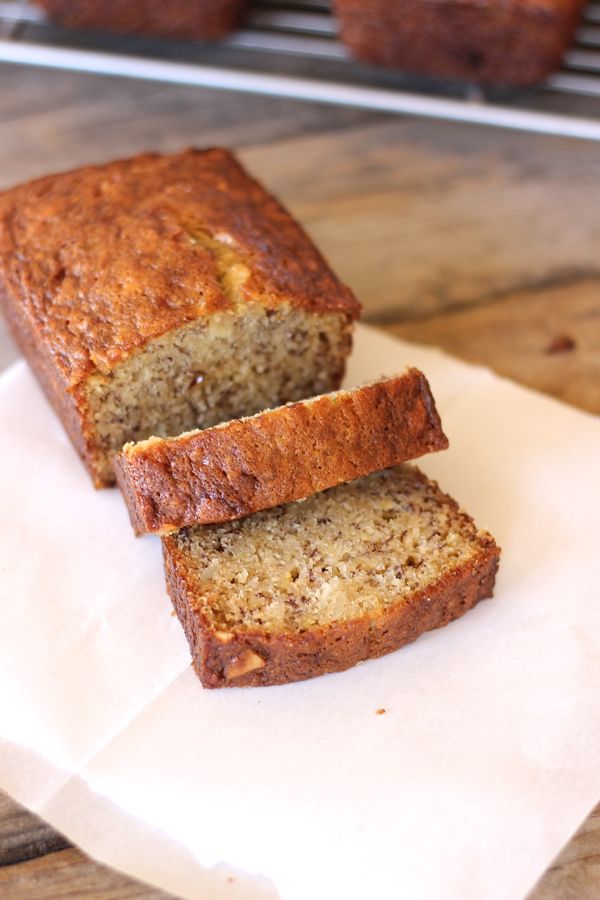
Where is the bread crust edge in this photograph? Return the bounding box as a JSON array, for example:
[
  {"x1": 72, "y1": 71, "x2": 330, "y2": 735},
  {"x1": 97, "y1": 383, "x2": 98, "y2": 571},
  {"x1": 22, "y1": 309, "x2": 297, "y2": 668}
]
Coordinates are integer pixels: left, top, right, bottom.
[
  {"x1": 163, "y1": 527, "x2": 500, "y2": 688},
  {"x1": 115, "y1": 369, "x2": 449, "y2": 534}
]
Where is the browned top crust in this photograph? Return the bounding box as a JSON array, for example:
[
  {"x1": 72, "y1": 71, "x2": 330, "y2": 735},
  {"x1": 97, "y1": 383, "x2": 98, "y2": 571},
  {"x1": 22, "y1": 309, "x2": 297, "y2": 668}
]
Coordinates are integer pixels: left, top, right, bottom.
[
  {"x1": 114, "y1": 369, "x2": 449, "y2": 534},
  {"x1": 0, "y1": 148, "x2": 359, "y2": 390}
]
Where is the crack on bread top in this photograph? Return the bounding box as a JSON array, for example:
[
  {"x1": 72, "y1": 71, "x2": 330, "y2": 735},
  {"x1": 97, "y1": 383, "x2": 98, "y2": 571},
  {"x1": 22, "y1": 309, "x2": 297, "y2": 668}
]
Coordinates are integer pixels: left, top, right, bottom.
[{"x1": 183, "y1": 225, "x2": 251, "y2": 305}]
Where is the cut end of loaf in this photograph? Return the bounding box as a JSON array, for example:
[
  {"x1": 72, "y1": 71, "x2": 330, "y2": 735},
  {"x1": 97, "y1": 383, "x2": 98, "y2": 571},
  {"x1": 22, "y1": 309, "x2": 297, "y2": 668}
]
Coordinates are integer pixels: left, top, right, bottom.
[
  {"x1": 163, "y1": 465, "x2": 500, "y2": 688},
  {"x1": 82, "y1": 304, "x2": 352, "y2": 486}
]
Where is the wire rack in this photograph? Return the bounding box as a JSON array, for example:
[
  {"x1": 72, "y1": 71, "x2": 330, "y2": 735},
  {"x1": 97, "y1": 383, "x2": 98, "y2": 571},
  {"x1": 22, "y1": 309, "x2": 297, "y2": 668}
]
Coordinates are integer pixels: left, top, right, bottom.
[{"x1": 3, "y1": 0, "x2": 600, "y2": 140}]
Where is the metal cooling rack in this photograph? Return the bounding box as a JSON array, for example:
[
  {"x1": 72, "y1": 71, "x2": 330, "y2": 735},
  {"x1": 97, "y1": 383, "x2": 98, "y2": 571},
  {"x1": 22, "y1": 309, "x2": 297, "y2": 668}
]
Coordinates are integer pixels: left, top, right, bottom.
[{"x1": 3, "y1": 0, "x2": 600, "y2": 140}]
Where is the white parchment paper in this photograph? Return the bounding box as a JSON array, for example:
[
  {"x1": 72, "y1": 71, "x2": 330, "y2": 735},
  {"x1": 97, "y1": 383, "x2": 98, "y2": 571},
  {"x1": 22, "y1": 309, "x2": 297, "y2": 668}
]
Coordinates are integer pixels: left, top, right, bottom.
[{"x1": 1, "y1": 324, "x2": 599, "y2": 900}]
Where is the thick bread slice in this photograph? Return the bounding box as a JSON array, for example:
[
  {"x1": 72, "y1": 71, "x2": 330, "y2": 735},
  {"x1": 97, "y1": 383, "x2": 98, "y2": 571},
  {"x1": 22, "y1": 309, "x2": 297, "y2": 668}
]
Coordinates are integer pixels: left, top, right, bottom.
[
  {"x1": 115, "y1": 369, "x2": 448, "y2": 534},
  {"x1": 162, "y1": 465, "x2": 500, "y2": 688}
]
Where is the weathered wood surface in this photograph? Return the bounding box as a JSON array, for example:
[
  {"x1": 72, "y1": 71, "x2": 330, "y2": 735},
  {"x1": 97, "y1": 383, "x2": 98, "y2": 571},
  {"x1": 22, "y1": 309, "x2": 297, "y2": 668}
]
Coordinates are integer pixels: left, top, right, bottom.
[
  {"x1": 390, "y1": 279, "x2": 600, "y2": 415},
  {"x1": 239, "y1": 121, "x2": 600, "y2": 322},
  {"x1": 529, "y1": 803, "x2": 600, "y2": 900},
  {"x1": 0, "y1": 60, "x2": 381, "y2": 190},
  {"x1": 0, "y1": 792, "x2": 69, "y2": 867},
  {"x1": 0, "y1": 791, "x2": 69, "y2": 872},
  {"x1": 0, "y1": 840, "x2": 177, "y2": 899},
  {"x1": 0, "y1": 55, "x2": 599, "y2": 899}
]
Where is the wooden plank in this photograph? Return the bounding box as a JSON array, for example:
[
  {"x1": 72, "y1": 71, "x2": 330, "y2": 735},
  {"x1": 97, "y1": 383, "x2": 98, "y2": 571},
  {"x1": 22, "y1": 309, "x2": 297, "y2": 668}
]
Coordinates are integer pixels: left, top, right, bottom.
[
  {"x1": 387, "y1": 279, "x2": 600, "y2": 414},
  {"x1": 0, "y1": 792, "x2": 69, "y2": 866},
  {"x1": 0, "y1": 61, "x2": 379, "y2": 189},
  {"x1": 0, "y1": 846, "x2": 177, "y2": 899},
  {"x1": 529, "y1": 803, "x2": 600, "y2": 899},
  {"x1": 239, "y1": 119, "x2": 600, "y2": 321}
]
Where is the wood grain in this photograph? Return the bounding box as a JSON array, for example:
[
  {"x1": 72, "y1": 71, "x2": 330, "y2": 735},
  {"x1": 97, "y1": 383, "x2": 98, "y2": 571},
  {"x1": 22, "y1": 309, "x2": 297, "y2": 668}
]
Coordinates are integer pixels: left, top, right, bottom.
[
  {"x1": 239, "y1": 120, "x2": 600, "y2": 320},
  {"x1": 0, "y1": 61, "x2": 379, "y2": 189},
  {"x1": 389, "y1": 279, "x2": 600, "y2": 414},
  {"x1": 529, "y1": 803, "x2": 600, "y2": 900},
  {"x1": 0, "y1": 846, "x2": 176, "y2": 899},
  {"x1": 0, "y1": 792, "x2": 69, "y2": 867}
]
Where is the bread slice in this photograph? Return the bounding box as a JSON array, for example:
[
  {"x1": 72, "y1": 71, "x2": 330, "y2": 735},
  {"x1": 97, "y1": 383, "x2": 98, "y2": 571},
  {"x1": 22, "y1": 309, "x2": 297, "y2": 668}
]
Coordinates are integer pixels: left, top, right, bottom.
[
  {"x1": 0, "y1": 149, "x2": 358, "y2": 487},
  {"x1": 163, "y1": 465, "x2": 500, "y2": 688},
  {"x1": 115, "y1": 369, "x2": 448, "y2": 535}
]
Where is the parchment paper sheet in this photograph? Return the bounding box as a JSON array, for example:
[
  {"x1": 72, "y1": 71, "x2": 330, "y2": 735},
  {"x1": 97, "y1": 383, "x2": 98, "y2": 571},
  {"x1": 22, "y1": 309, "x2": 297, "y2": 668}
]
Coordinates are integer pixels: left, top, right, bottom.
[{"x1": 1, "y1": 324, "x2": 599, "y2": 900}]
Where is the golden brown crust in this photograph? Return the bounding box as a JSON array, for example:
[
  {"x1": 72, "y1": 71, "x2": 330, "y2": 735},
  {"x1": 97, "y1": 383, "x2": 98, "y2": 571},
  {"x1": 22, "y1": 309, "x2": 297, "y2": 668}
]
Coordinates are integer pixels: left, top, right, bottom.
[
  {"x1": 334, "y1": 0, "x2": 584, "y2": 86},
  {"x1": 114, "y1": 370, "x2": 449, "y2": 534},
  {"x1": 34, "y1": 0, "x2": 249, "y2": 40},
  {"x1": 0, "y1": 148, "x2": 359, "y2": 391},
  {"x1": 163, "y1": 521, "x2": 500, "y2": 689}
]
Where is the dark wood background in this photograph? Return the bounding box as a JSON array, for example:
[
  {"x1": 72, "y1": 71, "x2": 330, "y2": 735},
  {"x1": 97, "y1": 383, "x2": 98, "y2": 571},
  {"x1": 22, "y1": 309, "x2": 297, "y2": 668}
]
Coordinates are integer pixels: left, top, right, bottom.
[{"x1": 0, "y1": 57, "x2": 598, "y2": 898}]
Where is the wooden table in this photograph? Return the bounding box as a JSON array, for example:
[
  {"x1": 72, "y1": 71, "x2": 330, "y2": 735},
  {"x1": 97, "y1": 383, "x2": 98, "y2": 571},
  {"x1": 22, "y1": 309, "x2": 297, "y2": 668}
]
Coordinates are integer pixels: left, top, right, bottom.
[{"x1": 0, "y1": 58, "x2": 598, "y2": 898}]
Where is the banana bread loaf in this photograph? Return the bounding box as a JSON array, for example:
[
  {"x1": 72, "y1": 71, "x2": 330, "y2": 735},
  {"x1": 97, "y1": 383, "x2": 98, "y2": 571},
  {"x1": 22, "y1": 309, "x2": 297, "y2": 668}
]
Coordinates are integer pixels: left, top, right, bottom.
[
  {"x1": 33, "y1": 0, "x2": 248, "y2": 41},
  {"x1": 0, "y1": 149, "x2": 359, "y2": 487},
  {"x1": 115, "y1": 370, "x2": 449, "y2": 535},
  {"x1": 334, "y1": 0, "x2": 584, "y2": 86},
  {"x1": 163, "y1": 465, "x2": 500, "y2": 688}
]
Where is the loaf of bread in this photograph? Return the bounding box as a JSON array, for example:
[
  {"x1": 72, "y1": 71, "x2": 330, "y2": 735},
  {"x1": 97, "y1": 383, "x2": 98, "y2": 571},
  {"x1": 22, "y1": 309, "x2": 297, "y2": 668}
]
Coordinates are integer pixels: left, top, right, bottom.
[
  {"x1": 33, "y1": 0, "x2": 248, "y2": 41},
  {"x1": 163, "y1": 465, "x2": 500, "y2": 688},
  {"x1": 0, "y1": 149, "x2": 359, "y2": 487},
  {"x1": 115, "y1": 370, "x2": 449, "y2": 535},
  {"x1": 334, "y1": 0, "x2": 584, "y2": 86}
]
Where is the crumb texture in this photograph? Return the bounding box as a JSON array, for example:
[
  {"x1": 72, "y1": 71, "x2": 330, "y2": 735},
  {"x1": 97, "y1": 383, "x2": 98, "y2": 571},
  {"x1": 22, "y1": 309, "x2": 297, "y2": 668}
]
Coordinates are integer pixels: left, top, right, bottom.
[
  {"x1": 163, "y1": 465, "x2": 500, "y2": 687},
  {"x1": 175, "y1": 466, "x2": 493, "y2": 631},
  {"x1": 89, "y1": 306, "x2": 351, "y2": 485}
]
